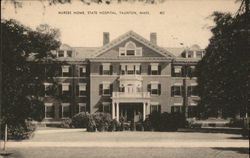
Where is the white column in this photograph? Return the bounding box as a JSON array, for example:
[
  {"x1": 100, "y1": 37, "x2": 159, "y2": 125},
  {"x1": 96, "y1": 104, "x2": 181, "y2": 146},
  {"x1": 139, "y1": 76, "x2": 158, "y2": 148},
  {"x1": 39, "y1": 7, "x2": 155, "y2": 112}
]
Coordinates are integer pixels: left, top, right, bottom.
[
  {"x1": 116, "y1": 103, "x2": 119, "y2": 121},
  {"x1": 143, "y1": 102, "x2": 146, "y2": 121},
  {"x1": 112, "y1": 102, "x2": 115, "y2": 119}
]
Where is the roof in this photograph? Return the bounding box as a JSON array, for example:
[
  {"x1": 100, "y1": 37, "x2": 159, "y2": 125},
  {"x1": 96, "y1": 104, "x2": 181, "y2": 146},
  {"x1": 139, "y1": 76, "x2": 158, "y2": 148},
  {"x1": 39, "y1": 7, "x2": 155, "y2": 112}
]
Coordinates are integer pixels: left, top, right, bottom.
[
  {"x1": 94, "y1": 30, "x2": 175, "y2": 58},
  {"x1": 73, "y1": 47, "x2": 99, "y2": 58}
]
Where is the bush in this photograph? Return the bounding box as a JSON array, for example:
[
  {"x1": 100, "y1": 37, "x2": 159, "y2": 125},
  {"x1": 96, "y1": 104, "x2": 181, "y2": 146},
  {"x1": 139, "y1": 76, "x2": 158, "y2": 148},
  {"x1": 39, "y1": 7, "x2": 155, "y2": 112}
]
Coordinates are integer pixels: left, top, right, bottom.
[
  {"x1": 92, "y1": 112, "x2": 112, "y2": 131},
  {"x1": 109, "y1": 119, "x2": 120, "y2": 131},
  {"x1": 1, "y1": 121, "x2": 37, "y2": 140},
  {"x1": 229, "y1": 118, "x2": 245, "y2": 128},
  {"x1": 145, "y1": 112, "x2": 187, "y2": 131},
  {"x1": 87, "y1": 115, "x2": 96, "y2": 132},
  {"x1": 61, "y1": 118, "x2": 72, "y2": 128},
  {"x1": 143, "y1": 118, "x2": 153, "y2": 131},
  {"x1": 71, "y1": 112, "x2": 91, "y2": 128}
]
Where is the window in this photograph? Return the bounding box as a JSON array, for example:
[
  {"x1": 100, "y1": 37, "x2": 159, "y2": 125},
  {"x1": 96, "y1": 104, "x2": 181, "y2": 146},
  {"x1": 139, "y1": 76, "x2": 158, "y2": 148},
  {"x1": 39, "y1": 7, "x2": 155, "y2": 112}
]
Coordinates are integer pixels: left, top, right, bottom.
[
  {"x1": 79, "y1": 84, "x2": 86, "y2": 97},
  {"x1": 172, "y1": 66, "x2": 182, "y2": 77},
  {"x1": 67, "y1": 50, "x2": 72, "y2": 57},
  {"x1": 150, "y1": 103, "x2": 161, "y2": 113},
  {"x1": 196, "y1": 51, "x2": 203, "y2": 58},
  {"x1": 79, "y1": 103, "x2": 86, "y2": 113},
  {"x1": 120, "y1": 65, "x2": 126, "y2": 75},
  {"x1": 61, "y1": 103, "x2": 70, "y2": 118},
  {"x1": 188, "y1": 85, "x2": 198, "y2": 97},
  {"x1": 149, "y1": 63, "x2": 161, "y2": 75},
  {"x1": 187, "y1": 105, "x2": 197, "y2": 118},
  {"x1": 79, "y1": 66, "x2": 86, "y2": 77},
  {"x1": 100, "y1": 82, "x2": 112, "y2": 96},
  {"x1": 62, "y1": 65, "x2": 70, "y2": 77},
  {"x1": 187, "y1": 66, "x2": 196, "y2": 77},
  {"x1": 127, "y1": 65, "x2": 134, "y2": 74},
  {"x1": 148, "y1": 82, "x2": 161, "y2": 96},
  {"x1": 100, "y1": 63, "x2": 112, "y2": 75},
  {"x1": 120, "y1": 64, "x2": 141, "y2": 75},
  {"x1": 135, "y1": 65, "x2": 141, "y2": 74},
  {"x1": 44, "y1": 83, "x2": 53, "y2": 96},
  {"x1": 58, "y1": 50, "x2": 64, "y2": 57},
  {"x1": 187, "y1": 51, "x2": 193, "y2": 58},
  {"x1": 45, "y1": 103, "x2": 54, "y2": 118},
  {"x1": 171, "y1": 85, "x2": 183, "y2": 97},
  {"x1": 171, "y1": 106, "x2": 182, "y2": 113},
  {"x1": 119, "y1": 41, "x2": 142, "y2": 56},
  {"x1": 102, "y1": 102, "x2": 111, "y2": 113},
  {"x1": 62, "y1": 83, "x2": 70, "y2": 95}
]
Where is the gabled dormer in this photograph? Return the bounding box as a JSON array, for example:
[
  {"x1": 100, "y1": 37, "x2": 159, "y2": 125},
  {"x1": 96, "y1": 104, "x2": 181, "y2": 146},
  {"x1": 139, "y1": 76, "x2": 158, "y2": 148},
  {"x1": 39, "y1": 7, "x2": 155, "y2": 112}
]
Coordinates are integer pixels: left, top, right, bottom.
[{"x1": 56, "y1": 44, "x2": 75, "y2": 58}]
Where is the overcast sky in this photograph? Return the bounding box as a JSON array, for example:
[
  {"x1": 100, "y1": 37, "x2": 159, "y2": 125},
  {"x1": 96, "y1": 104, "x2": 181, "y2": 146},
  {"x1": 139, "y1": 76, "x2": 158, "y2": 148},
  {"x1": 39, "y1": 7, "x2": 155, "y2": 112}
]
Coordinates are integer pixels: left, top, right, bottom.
[{"x1": 2, "y1": 0, "x2": 240, "y2": 48}]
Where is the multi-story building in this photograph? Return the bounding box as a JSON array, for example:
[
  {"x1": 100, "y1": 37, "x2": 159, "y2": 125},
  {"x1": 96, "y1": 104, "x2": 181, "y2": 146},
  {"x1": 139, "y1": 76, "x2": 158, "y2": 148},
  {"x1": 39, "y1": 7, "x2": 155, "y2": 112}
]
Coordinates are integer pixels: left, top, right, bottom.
[{"x1": 40, "y1": 31, "x2": 205, "y2": 123}]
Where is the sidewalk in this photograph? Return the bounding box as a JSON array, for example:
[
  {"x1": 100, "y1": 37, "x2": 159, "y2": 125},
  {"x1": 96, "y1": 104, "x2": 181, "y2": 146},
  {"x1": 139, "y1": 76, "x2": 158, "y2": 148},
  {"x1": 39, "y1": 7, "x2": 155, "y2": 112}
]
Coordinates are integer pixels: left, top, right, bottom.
[{"x1": 2, "y1": 140, "x2": 249, "y2": 148}]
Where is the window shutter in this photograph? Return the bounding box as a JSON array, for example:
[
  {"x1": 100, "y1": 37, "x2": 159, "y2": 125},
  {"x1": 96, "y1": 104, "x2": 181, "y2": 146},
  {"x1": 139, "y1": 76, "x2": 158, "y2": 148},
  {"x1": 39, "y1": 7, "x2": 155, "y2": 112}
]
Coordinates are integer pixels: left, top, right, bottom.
[
  {"x1": 147, "y1": 84, "x2": 151, "y2": 93},
  {"x1": 171, "y1": 66, "x2": 174, "y2": 77},
  {"x1": 187, "y1": 86, "x2": 191, "y2": 97},
  {"x1": 158, "y1": 84, "x2": 161, "y2": 95},
  {"x1": 182, "y1": 86, "x2": 185, "y2": 97},
  {"x1": 76, "y1": 85, "x2": 79, "y2": 96},
  {"x1": 59, "y1": 104, "x2": 62, "y2": 118},
  {"x1": 110, "y1": 84, "x2": 113, "y2": 95},
  {"x1": 158, "y1": 105, "x2": 161, "y2": 113},
  {"x1": 119, "y1": 65, "x2": 121, "y2": 75},
  {"x1": 110, "y1": 65, "x2": 113, "y2": 75},
  {"x1": 99, "y1": 84, "x2": 103, "y2": 95},
  {"x1": 158, "y1": 65, "x2": 161, "y2": 75},
  {"x1": 148, "y1": 65, "x2": 151, "y2": 75},
  {"x1": 99, "y1": 65, "x2": 103, "y2": 75},
  {"x1": 69, "y1": 84, "x2": 72, "y2": 94},
  {"x1": 171, "y1": 86, "x2": 174, "y2": 97}
]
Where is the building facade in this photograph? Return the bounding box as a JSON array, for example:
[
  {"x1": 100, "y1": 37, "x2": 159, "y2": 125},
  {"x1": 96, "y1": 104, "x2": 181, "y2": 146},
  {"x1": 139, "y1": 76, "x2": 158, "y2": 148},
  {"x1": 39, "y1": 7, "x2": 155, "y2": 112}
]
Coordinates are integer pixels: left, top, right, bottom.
[{"x1": 41, "y1": 31, "x2": 205, "y2": 123}]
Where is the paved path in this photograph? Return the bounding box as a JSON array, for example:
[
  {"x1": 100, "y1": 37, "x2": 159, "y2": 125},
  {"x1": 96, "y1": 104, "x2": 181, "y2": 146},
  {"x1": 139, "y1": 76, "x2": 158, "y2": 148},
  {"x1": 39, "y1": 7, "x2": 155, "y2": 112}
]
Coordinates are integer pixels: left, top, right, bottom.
[{"x1": 3, "y1": 140, "x2": 249, "y2": 148}]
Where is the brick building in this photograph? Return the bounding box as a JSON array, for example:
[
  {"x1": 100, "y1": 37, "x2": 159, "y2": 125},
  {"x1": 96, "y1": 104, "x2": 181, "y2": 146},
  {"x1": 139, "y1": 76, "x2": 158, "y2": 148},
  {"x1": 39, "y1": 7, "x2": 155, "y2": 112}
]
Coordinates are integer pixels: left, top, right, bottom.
[{"x1": 41, "y1": 31, "x2": 205, "y2": 123}]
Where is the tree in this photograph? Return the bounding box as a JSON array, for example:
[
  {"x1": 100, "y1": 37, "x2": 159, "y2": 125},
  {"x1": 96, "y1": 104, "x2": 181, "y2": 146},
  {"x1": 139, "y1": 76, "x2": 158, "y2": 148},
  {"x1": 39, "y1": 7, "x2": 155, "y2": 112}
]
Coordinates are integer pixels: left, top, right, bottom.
[
  {"x1": 1, "y1": 19, "x2": 61, "y2": 137},
  {"x1": 196, "y1": 0, "x2": 249, "y2": 118}
]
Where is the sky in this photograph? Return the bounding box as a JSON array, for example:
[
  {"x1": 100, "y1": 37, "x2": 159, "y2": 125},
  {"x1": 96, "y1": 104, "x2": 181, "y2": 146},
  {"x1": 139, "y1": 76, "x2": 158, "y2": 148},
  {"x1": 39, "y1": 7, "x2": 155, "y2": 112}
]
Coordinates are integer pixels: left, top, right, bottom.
[{"x1": 2, "y1": 0, "x2": 240, "y2": 48}]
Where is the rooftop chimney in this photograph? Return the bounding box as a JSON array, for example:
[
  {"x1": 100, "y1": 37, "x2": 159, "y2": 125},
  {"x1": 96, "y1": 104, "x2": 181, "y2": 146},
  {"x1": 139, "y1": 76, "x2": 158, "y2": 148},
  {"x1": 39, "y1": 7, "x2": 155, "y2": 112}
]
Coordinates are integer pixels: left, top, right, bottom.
[
  {"x1": 150, "y1": 32, "x2": 157, "y2": 45},
  {"x1": 103, "y1": 32, "x2": 110, "y2": 46}
]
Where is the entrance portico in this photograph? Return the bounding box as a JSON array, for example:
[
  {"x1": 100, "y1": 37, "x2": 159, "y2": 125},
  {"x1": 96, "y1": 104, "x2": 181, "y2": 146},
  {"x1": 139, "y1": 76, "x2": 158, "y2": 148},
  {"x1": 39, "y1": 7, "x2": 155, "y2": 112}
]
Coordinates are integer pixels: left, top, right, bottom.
[{"x1": 112, "y1": 96, "x2": 150, "y2": 122}]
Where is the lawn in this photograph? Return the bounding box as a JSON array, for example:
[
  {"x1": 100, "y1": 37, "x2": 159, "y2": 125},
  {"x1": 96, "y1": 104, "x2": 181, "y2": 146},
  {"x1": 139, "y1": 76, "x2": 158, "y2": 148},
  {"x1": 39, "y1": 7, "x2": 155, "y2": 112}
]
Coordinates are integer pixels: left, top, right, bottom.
[{"x1": 1, "y1": 128, "x2": 249, "y2": 158}]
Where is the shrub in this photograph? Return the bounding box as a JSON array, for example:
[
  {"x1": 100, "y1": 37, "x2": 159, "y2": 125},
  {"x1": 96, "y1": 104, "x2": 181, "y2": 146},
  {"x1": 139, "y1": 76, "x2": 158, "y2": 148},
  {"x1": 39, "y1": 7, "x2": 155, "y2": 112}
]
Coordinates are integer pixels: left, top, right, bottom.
[
  {"x1": 61, "y1": 118, "x2": 72, "y2": 128},
  {"x1": 92, "y1": 112, "x2": 112, "y2": 131},
  {"x1": 143, "y1": 118, "x2": 153, "y2": 131},
  {"x1": 229, "y1": 118, "x2": 245, "y2": 128},
  {"x1": 71, "y1": 112, "x2": 91, "y2": 128},
  {"x1": 109, "y1": 119, "x2": 120, "y2": 131},
  {"x1": 87, "y1": 115, "x2": 96, "y2": 132},
  {"x1": 145, "y1": 112, "x2": 187, "y2": 131},
  {"x1": 1, "y1": 121, "x2": 37, "y2": 140}
]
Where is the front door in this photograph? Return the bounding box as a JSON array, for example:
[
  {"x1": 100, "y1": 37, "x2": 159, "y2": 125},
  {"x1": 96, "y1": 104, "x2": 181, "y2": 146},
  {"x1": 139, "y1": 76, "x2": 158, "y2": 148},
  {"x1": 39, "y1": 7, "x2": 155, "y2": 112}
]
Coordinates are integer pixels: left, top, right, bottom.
[{"x1": 119, "y1": 103, "x2": 143, "y2": 122}]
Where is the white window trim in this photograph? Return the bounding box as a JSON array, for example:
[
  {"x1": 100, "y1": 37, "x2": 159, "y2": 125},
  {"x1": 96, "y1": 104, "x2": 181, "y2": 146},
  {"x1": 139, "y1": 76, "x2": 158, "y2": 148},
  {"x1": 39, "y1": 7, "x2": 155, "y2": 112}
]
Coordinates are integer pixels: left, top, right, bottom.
[
  {"x1": 173, "y1": 85, "x2": 182, "y2": 97},
  {"x1": 79, "y1": 66, "x2": 86, "y2": 74},
  {"x1": 78, "y1": 103, "x2": 87, "y2": 113},
  {"x1": 62, "y1": 83, "x2": 70, "y2": 92},
  {"x1": 102, "y1": 102, "x2": 111, "y2": 113},
  {"x1": 79, "y1": 83, "x2": 87, "y2": 97},
  {"x1": 62, "y1": 65, "x2": 70, "y2": 74},
  {"x1": 45, "y1": 103, "x2": 53, "y2": 119},
  {"x1": 61, "y1": 103, "x2": 70, "y2": 118}
]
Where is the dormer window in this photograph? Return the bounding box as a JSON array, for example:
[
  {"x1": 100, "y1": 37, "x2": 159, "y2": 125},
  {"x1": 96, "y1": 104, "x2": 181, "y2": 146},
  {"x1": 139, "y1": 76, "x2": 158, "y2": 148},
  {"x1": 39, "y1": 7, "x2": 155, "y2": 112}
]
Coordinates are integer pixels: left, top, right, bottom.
[
  {"x1": 58, "y1": 50, "x2": 64, "y2": 57},
  {"x1": 119, "y1": 41, "x2": 142, "y2": 56},
  {"x1": 67, "y1": 51, "x2": 72, "y2": 57}
]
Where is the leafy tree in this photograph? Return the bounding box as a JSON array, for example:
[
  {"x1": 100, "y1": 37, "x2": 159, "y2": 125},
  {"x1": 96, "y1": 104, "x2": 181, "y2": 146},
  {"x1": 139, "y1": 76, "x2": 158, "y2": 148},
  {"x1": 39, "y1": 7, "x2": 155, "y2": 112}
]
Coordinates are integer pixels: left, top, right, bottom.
[
  {"x1": 196, "y1": 0, "x2": 249, "y2": 118},
  {"x1": 1, "y1": 19, "x2": 61, "y2": 136}
]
